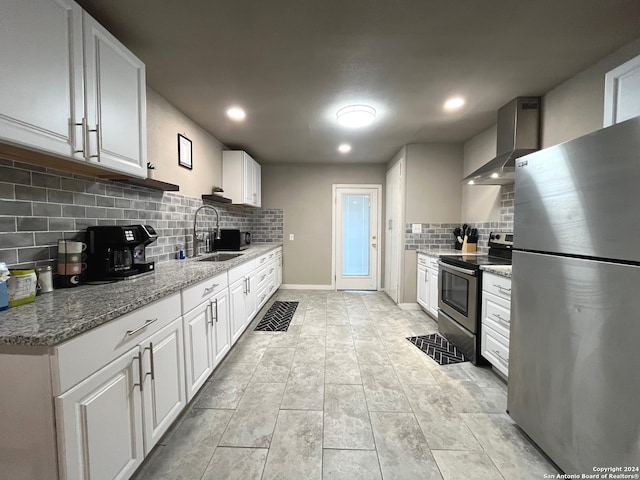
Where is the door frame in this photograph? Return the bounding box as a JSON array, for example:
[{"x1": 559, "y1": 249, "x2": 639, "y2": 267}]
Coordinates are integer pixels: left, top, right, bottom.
[
  {"x1": 384, "y1": 157, "x2": 405, "y2": 303},
  {"x1": 331, "y1": 184, "x2": 383, "y2": 291}
]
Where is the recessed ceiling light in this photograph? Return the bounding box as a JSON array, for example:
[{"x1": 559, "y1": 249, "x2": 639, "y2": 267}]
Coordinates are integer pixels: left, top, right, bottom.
[
  {"x1": 336, "y1": 105, "x2": 376, "y2": 128},
  {"x1": 226, "y1": 106, "x2": 246, "y2": 121},
  {"x1": 490, "y1": 173, "x2": 499, "y2": 178},
  {"x1": 338, "y1": 144, "x2": 352, "y2": 153},
  {"x1": 443, "y1": 97, "x2": 465, "y2": 111},
  {"x1": 467, "y1": 180, "x2": 475, "y2": 185}
]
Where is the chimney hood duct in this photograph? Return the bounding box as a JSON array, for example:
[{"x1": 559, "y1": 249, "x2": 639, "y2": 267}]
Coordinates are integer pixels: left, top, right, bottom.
[{"x1": 462, "y1": 97, "x2": 540, "y2": 185}]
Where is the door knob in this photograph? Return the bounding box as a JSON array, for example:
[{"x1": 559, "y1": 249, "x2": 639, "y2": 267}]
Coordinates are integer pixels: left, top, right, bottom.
[{"x1": 372, "y1": 243, "x2": 377, "y2": 248}]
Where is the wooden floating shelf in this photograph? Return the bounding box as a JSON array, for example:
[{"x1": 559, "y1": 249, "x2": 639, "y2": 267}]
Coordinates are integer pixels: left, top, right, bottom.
[
  {"x1": 114, "y1": 177, "x2": 180, "y2": 191},
  {"x1": 202, "y1": 194, "x2": 233, "y2": 204}
]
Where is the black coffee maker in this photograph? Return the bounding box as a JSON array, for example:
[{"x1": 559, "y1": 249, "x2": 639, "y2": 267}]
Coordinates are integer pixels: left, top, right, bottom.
[{"x1": 85, "y1": 225, "x2": 158, "y2": 281}]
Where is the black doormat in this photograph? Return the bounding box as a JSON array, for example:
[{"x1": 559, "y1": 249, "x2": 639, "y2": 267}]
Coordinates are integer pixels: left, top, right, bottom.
[
  {"x1": 254, "y1": 301, "x2": 298, "y2": 332},
  {"x1": 406, "y1": 333, "x2": 468, "y2": 365}
]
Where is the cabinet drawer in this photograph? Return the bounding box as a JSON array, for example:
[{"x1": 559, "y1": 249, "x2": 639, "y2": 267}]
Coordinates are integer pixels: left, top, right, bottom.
[
  {"x1": 429, "y1": 256, "x2": 439, "y2": 269},
  {"x1": 481, "y1": 324, "x2": 509, "y2": 377},
  {"x1": 418, "y1": 254, "x2": 428, "y2": 266},
  {"x1": 255, "y1": 253, "x2": 270, "y2": 269},
  {"x1": 255, "y1": 265, "x2": 269, "y2": 291},
  {"x1": 482, "y1": 291, "x2": 511, "y2": 338},
  {"x1": 53, "y1": 293, "x2": 181, "y2": 395},
  {"x1": 483, "y1": 272, "x2": 512, "y2": 301},
  {"x1": 181, "y1": 271, "x2": 228, "y2": 314},
  {"x1": 228, "y1": 259, "x2": 256, "y2": 284}
]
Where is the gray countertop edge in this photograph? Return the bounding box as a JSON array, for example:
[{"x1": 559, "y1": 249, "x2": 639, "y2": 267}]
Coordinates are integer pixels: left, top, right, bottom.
[
  {"x1": 417, "y1": 248, "x2": 486, "y2": 257},
  {"x1": 480, "y1": 265, "x2": 513, "y2": 278},
  {"x1": 0, "y1": 244, "x2": 282, "y2": 348}
]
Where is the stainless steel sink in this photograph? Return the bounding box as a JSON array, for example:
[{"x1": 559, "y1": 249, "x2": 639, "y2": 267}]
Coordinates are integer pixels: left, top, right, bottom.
[{"x1": 198, "y1": 253, "x2": 242, "y2": 262}]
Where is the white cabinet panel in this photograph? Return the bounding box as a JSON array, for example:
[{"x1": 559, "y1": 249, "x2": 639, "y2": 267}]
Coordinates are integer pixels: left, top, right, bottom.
[
  {"x1": 481, "y1": 273, "x2": 512, "y2": 378},
  {"x1": 212, "y1": 289, "x2": 231, "y2": 365},
  {"x1": 604, "y1": 54, "x2": 640, "y2": 127},
  {"x1": 0, "y1": 0, "x2": 84, "y2": 158},
  {"x1": 428, "y1": 267, "x2": 439, "y2": 318},
  {"x1": 83, "y1": 12, "x2": 147, "y2": 177},
  {"x1": 183, "y1": 302, "x2": 214, "y2": 401},
  {"x1": 56, "y1": 347, "x2": 144, "y2": 480},
  {"x1": 141, "y1": 317, "x2": 185, "y2": 452},
  {"x1": 223, "y1": 150, "x2": 262, "y2": 207},
  {"x1": 229, "y1": 276, "x2": 248, "y2": 345},
  {"x1": 416, "y1": 260, "x2": 429, "y2": 311}
]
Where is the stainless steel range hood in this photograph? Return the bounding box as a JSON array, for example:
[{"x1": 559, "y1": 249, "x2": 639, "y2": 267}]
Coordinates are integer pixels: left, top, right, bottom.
[{"x1": 463, "y1": 97, "x2": 540, "y2": 185}]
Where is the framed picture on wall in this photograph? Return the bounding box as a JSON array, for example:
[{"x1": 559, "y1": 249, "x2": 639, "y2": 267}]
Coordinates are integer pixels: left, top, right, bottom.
[{"x1": 178, "y1": 133, "x2": 192, "y2": 169}]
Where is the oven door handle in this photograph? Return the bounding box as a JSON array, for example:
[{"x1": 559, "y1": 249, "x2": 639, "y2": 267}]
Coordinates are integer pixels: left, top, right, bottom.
[{"x1": 438, "y1": 261, "x2": 477, "y2": 276}]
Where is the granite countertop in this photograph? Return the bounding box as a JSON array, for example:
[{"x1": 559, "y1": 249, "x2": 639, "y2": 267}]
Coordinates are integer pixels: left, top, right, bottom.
[
  {"x1": 0, "y1": 244, "x2": 282, "y2": 348},
  {"x1": 480, "y1": 265, "x2": 512, "y2": 278}
]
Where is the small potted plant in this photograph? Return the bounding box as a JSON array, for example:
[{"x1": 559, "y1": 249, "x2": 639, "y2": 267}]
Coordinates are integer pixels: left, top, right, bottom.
[{"x1": 212, "y1": 185, "x2": 224, "y2": 196}]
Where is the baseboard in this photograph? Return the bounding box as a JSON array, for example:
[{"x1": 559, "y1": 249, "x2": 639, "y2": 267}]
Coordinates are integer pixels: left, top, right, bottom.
[
  {"x1": 279, "y1": 284, "x2": 334, "y2": 290},
  {"x1": 399, "y1": 302, "x2": 420, "y2": 310}
]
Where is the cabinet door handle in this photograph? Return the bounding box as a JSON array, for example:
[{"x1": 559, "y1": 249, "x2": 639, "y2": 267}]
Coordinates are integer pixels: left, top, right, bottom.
[
  {"x1": 493, "y1": 350, "x2": 508, "y2": 363},
  {"x1": 126, "y1": 318, "x2": 157, "y2": 336},
  {"x1": 491, "y1": 312, "x2": 509, "y2": 323},
  {"x1": 209, "y1": 298, "x2": 218, "y2": 324},
  {"x1": 203, "y1": 283, "x2": 219, "y2": 295},
  {"x1": 493, "y1": 284, "x2": 511, "y2": 293},
  {"x1": 88, "y1": 124, "x2": 100, "y2": 160},
  {"x1": 247, "y1": 276, "x2": 251, "y2": 293},
  {"x1": 133, "y1": 353, "x2": 144, "y2": 391},
  {"x1": 72, "y1": 118, "x2": 87, "y2": 157},
  {"x1": 144, "y1": 342, "x2": 155, "y2": 380},
  {"x1": 425, "y1": 270, "x2": 428, "y2": 283}
]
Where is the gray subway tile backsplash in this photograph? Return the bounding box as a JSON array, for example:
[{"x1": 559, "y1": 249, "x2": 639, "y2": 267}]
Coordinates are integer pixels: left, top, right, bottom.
[
  {"x1": 405, "y1": 186, "x2": 514, "y2": 252},
  {"x1": 0, "y1": 158, "x2": 283, "y2": 268}
]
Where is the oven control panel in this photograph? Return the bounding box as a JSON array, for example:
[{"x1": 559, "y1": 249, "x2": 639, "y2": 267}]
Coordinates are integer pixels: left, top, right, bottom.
[{"x1": 488, "y1": 232, "x2": 513, "y2": 248}]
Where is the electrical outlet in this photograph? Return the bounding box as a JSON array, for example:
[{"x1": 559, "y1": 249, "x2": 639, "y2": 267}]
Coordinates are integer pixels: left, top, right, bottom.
[
  {"x1": 412, "y1": 223, "x2": 422, "y2": 234},
  {"x1": 289, "y1": 234, "x2": 295, "y2": 241}
]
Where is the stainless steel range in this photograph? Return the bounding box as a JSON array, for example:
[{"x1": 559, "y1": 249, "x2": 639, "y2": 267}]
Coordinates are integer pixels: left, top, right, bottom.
[{"x1": 437, "y1": 232, "x2": 513, "y2": 364}]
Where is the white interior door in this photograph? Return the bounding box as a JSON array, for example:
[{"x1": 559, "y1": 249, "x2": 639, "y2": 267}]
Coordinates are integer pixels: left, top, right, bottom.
[
  {"x1": 334, "y1": 186, "x2": 381, "y2": 290},
  {"x1": 384, "y1": 160, "x2": 403, "y2": 302}
]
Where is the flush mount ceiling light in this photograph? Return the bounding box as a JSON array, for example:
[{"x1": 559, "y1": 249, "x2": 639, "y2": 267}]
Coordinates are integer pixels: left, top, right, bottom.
[
  {"x1": 467, "y1": 180, "x2": 475, "y2": 185},
  {"x1": 490, "y1": 173, "x2": 499, "y2": 178},
  {"x1": 338, "y1": 143, "x2": 352, "y2": 153},
  {"x1": 336, "y1": 105, "x2": 376, "y2": 128},
  {"x1": 443, "y1": 97, "x2": 465, "y2": 111},
  {"x1": 226, "y1": 106, "x2": 246, "y2": 121}
]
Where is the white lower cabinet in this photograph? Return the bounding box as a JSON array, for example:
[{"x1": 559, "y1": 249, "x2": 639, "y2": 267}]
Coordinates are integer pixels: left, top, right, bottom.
[
  {"x1": 417, "y1": 254, "x2": 439, "y2": 319},
  {"x1": 55, "y1": 295, "x2": 184, "y2": 480},
  {"x1": 181, "y1": 273, "x2": 229, "y2": 401},
  {"x1": 417, "y1": 255, "x2": 429, "y2": 311},
  {"x1": 56, "y1": 317, "x2": 186, "y2": 478},
  {"x1": 481, "y1": 272, "x2": 512, "y2": 378},
  {"x1": 3, "y1": 247, "x2": 284, "y2": 480},
  {"x1": 56, "y1": 347, "x2": 144, "y2": 480},
  {"x1": 229, "y1": 276, "x2": 249, "y2": 344},
  {"x1": 141, "y1": 318, "x2": 185, "y2": 451}
]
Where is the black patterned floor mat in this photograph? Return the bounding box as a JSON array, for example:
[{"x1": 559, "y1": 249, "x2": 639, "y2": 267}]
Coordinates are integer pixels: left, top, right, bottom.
[
  {"x1": 254, "y1": 301, "x2": 298, "y2": 331},
  {"x1": 406, "y1": 333, "x2": 468, "y2": 365}
]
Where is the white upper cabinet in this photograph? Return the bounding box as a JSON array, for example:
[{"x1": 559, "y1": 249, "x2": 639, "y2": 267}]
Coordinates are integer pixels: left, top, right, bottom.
[
  {"x1": 0, "y1": 0, "x2": 84, "y2": 158},
  {"x1": 82, "y1": 12, "x2": 147, "y2": 177},
  {"x1": 0, "y1": 0, "x2": 147, "y2": 178},
  {"x1": 223, "y1": 150, "x2": 262, "y2": 207},
  {"x1": 604, "y1": 54, "x2": 640, "y2": 127}
]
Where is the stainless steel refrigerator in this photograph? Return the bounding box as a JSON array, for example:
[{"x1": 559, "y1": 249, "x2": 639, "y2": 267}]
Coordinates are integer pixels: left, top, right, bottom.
[{"x1": 509, "y1": 117, "x2": 640, "y2": 473}]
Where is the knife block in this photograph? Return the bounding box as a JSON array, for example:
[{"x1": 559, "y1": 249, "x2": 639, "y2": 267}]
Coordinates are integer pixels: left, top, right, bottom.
[{"x1": 461, "y1": 236, "x2": 477, "y2": 253}]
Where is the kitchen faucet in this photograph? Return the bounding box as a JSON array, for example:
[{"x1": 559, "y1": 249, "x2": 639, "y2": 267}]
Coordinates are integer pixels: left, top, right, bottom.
[{"x1": 192, "y1": 204, "x2": 221, "y2": 257}]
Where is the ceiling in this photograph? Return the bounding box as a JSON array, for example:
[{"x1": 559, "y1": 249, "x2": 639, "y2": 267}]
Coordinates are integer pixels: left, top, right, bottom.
[{"x1": 77, "y1": 0, "x2": 640, "y2": 164}]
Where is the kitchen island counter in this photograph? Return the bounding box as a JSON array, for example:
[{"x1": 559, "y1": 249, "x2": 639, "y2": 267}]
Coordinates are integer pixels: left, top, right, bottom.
[{"x1": 0, "y1": 244, "x2": 282, "y2": 347}]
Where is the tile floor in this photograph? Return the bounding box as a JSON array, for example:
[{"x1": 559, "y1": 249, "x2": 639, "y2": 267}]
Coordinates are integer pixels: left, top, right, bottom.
[{"x1": 133, "y1": 290, "x2": 559, "y2": 480}]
